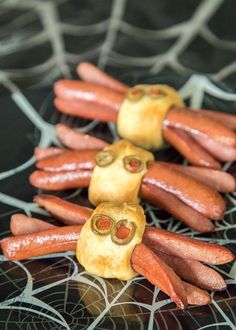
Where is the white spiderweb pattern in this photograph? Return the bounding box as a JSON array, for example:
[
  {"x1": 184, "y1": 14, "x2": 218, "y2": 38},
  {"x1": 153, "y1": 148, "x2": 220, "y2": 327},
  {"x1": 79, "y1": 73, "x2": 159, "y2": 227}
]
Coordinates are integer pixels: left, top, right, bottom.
[{"x1": 0, "y1": 0, "x2": 236, "y2": 329}]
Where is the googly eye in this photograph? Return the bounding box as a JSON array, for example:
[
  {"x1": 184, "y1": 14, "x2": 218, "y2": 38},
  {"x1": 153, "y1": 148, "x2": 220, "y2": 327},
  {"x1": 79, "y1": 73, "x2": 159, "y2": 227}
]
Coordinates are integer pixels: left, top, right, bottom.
[
  {"x1": 123, "y1": 155, "x2": 144, "y2": 173},
  {"x1": 95, "y1": 150, "x2": 115, "y2": 167},
  {"x1": 126, "y1": 87, "x2": 144, "y2": 102},
  {"x1": 90, "y1": 214, "x2": 114, "y2": 236},
  {"x1": 111, "y1": 219, "x2": 136, "y2": 245}
]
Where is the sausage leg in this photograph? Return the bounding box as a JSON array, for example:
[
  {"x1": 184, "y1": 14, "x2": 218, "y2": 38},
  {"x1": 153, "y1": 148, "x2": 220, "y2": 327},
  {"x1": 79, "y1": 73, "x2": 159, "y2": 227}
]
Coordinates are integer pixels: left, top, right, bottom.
[
  {"x1": 192, "y1": 134, "x2": 236, "y2": 162},
  {"x1": 140, "y1": 183, "x2": 214, "y2": 232},
  {"x1": 183, "y1": 282, "x2": 211, "y2": 305},
  {"x1": 165, "y1": 107, "x2": 236, "y2": 148},
  {"x1": 34, "y1": 147, "x2": 64, "y2": 161},
  {"x1": 36, "y1": 150, "x2": 97, "y2": 172},
  {"x1": 163, "y1": 126, "x2": 221, "y2": 169},
  {"x1": 77, "y1": 62, "x2": 128, "y2": 94},
  {"x1": 131, "y1": 243, "x2": 187, "y2": 309},
  {"x1": 54, "y1": 80, "x2": 124, "y2": 112},
  {"x1": 192, "y1": 109, "x2": 236, "y2": 130},
  {"x1": 143, "y1": 226, "x2": 235, "y2": 265},
  {"x1": 54, "y1": 97, "x2": 118, "y2": 122},
  {"x1": 159, "y1": 162, "x2": 235, "y2": 193},
  {"x1": 56, "y1": 123, "x2": 108, "y2": 150},
  {"x1": 152, "y1": 249, "x2": 226, "y2": 291},
  {"x1": 144, "y1": 162, "x2": 225, "y2": 220},
  {"x1": 10, "y1": 214, "x2": 56, "y2": 235},
  {"x1": 1, "y1": 226, "x2": 82, "y2": 260},
  {"x1": 30, "y1": 170, "x2": 92, "y2": 190},
  {"x1": 34, "y1": 194, "x2": 92, "y2": 225}
]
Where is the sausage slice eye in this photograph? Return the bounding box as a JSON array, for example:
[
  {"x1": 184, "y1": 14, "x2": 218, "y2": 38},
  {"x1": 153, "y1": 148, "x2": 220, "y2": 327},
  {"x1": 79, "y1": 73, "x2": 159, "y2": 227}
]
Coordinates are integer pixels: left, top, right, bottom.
[
  {"x1": 95, "y1": 150, "x2": 115, "y2": 167},
  {"x1": 123, "y1": 155, "x2": 144, "y2": 173},
  {"x1": 126, "y1": 87, "x2": 144, "y2": 102},
  {"x1": 111, "y1": 220, "x2": 136, "y2": 245},
  {"x1": 90, "y1": 214, "x2": 114, "y2": 236},
  {"x1": 148, "y1": 87, "x2": 167, "y2": 99}
]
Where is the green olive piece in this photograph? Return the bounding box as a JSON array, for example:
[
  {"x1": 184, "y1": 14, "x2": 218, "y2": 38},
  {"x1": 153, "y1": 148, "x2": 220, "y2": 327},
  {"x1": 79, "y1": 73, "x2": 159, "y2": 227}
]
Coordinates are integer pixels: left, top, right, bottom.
[
  {"x1": 111, "y1": 220, "x2": 136, "y2": 245},
  {"x1": 126, "y1": 87, "x2": 144, "y2": 102},
  {"x1": 123, "y1": 155, "x2": 144, "y2": 173},
  {"x1": 90, "y1": 214, "x2": 114, "y2": 236},
  {"x1": 148, "y1": 87, "x2": 167, "y2": 99},
  {"x1": 95, "y1": 150, "x2": 115, "y2": 167}
]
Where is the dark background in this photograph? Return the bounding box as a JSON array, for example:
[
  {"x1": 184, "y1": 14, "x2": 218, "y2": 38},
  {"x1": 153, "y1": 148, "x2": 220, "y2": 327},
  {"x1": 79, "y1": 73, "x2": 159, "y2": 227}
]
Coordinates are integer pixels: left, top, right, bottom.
[{"x1": 0, "y1": 1, "x2": 236, "y2": 329}]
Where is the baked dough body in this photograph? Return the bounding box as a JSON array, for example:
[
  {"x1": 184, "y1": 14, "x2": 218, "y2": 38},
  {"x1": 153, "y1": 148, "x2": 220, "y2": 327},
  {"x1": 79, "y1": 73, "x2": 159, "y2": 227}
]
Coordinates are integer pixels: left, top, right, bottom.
[
  {"x1": 117, "y1": 84, "x2": 185, "y2": 149},
  {"x1": 89, "y1": 140, "x2": 154, "y2": 206},
  {"x1": 76, "y1": 202, "x2": 146, "y2": 280}
]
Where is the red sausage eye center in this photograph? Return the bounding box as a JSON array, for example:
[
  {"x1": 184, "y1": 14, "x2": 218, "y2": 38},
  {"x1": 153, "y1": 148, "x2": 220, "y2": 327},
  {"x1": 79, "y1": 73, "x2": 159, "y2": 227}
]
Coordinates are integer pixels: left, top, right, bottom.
[
  {"x1": 91, "y1": 214, "x2": 114, "y2": 236},
  {"x1": 97, "y1": 217, "x2": 112, "y2": 230},
  {"x1": 115, "y1": 225, "x2": 130, "y2": 239},
  {"x1": 149, "y1": 87, "x2": 166, "y2": 98},
  {"x1": 131, "y1": 89, "x2": 141, "y2": 96},
  {"x1": 127, "y1": 87, "x2": 144, "y2": 101},
  {"x1": 129, "y1": 158, "x2": 141, "y2": 171},
  {"x1": 123, "y1": 156, "x2": 144, "y2": 173},
  {"x1": 111, "y1": 220, "x2": 136, "y2": 245}
]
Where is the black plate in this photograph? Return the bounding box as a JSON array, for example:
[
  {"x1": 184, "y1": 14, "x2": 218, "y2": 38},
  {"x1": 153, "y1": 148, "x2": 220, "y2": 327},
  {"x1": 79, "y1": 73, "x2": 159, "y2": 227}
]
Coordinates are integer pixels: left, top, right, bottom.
[{"x1": 0, "y1": 74, "x2": 236, "y2": 330}]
